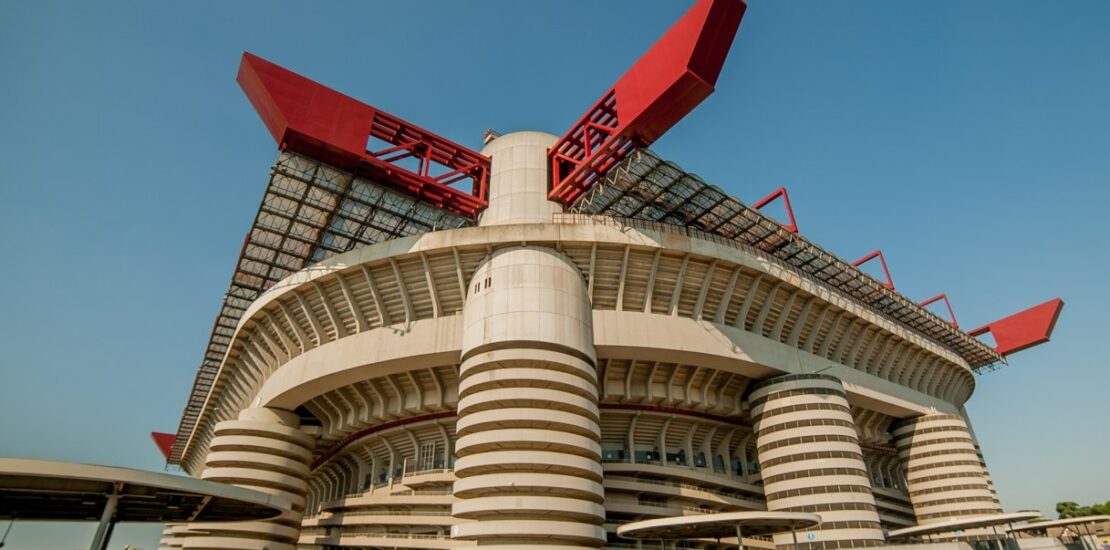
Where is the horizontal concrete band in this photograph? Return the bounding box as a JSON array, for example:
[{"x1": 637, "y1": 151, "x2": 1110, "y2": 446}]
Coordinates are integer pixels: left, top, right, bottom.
[
  {"x1": 459, "y1": 347, "x2": 596, "y2": 380},
  {"x1": 457, "y1": 387, "x2": 599, "y2": 421},
  {"x1": 455, "y1": 408, "x2": 601, "y2": 440},
  {"x1": 211, "y1": 420, "x2": 314, "y2": 448},
  {"x1": 454, "y1": 450, "x2": 604, "y2": 480},
  {"x1": 182, "y1": 522, "x2": 300, "y2": 540},
  {"x1": 450, "y1": 519, "x2": 607, "y2": 542},
  {"x1": 207, "y1": 435, "x2": 314, "y2": 462},
  {"x1": 203, "y1": 451, "x2": 310, "y2": 477},
  {"x1": 454, "y1": 428, "x2": 602, "y2": 459},
  {"x1": 452, "y1": 495, "x2": 606, "y2": 521},
  {"x1": 458, "y1": 367, "x2": 598, "y2": 401},
  {"x1": 181, "y1": 537, "x2": 295, "y2": 550},
  {"x1": 453, "y1": 472, "x2": 605, "y2": 502}
]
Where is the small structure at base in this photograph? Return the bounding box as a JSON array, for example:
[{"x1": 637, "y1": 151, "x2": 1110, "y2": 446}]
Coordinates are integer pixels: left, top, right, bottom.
[
  {"x1": 1008, "y1": 515, "x2": 1110, "y2": 550},
  {"x1": 0, "y1": 458, "x2": 292, "y2": 550},
  {"x1": 617, "y1": 511, "x2": 822, "y2": 550},
  {"x1": 887, "y1": 512, "x2": 1042, "y2": 549}
]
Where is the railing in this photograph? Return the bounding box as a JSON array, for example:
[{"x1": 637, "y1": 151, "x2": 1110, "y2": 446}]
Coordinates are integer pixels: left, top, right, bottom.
[
  {"x1": 389, "y1": 488, "x2": 454, "y2": 496},
  {"x1": 602, "y1": 456, "x2": 761, "y2": 479},
  {"x1": 336, "y1": 510, "x2": 453, "y2": 517},
  {"x1": 329, "y1": 530, "x2": 447, "y2": 540}
]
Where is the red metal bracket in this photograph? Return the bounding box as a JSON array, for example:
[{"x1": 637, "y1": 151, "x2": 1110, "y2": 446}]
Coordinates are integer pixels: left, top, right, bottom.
[
  {"x1": 238, "y1": 53, "x2": 490, "y2": 218},
  {"x1": 919, "y1": 293, "x2": 959, "y2": 328},
  {"x1": 548, "y1": 0, "x2": 747, "y2": 204},
  {"x1": 151, "y1": 432, "x2": 176, "y2": 461},
  {"x1": 969, "y1": 298, "x2": 1064, "y2": 356},
  {"x1": 852, "y1": 249, "x2": 895, "y2": 290},
  {"x1": 752, "y1": 187, "x2": 799, "y2": 234}
]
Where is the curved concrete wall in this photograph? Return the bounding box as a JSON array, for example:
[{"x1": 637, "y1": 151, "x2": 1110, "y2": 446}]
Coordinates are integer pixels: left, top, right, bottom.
[
  {"x1": 752, "y1": 374, "x2": 886, "y2": 550},
  {"x1": 892, "y1": 413, "x2": 1002, "y2": 524}
]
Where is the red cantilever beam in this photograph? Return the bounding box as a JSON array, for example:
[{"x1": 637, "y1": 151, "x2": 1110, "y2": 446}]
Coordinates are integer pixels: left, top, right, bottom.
[
  {"x1": 237, "y1": 52, "x2": 490, "y2": 218},
  {"x1": 548, "y1": 0, "x2": 747, "y2": 204},
  {"x1": 969, "y1": 298, "x2": 1064, "y2": 356},
  {"x1": 151, "y1": 432, "x2": 176, "y2": 461}
]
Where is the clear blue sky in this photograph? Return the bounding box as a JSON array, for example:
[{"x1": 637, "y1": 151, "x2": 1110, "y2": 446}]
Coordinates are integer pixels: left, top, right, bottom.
[{"x1": 2, "y1": 1, "x2": 1108, "y2": 548}]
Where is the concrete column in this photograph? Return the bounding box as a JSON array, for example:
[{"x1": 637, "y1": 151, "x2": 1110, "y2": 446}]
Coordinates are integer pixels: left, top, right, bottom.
[
  {"x1": 892, "y1": 413, "x2": 1002, "y2": 524},
  {"x1": 751, "y1": 373, "x2": 885, "y2": 550},
  {"x1": 452, "y1": 132, "x2": 605, "y2": 549},
  {"x1": 183, "y1": 407, "x2": 314, "y2": 550},
  {"x1": 477, "y1": 131, "x2": 561, "y2": 226}
]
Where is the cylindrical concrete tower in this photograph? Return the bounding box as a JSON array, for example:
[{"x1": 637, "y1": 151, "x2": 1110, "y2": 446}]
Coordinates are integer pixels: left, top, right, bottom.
[
  {"x1": 892, "y1": 413, "x2": 1002, "y2": 524},
  {"x1": 184, "y1": 407, "x2": 314, "y2": 550},
  {"x1": 451, "y1": 132, "x2": 606, "y2": 548},
  {"x1": 751, "y1": 374, "x2": 885, "y2": 549}
]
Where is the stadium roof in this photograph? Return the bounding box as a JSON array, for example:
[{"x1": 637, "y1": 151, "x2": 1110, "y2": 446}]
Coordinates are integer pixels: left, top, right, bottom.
[
  {"x1": 571, "y1": 148, "x2": 1006, "y2": 369},
  {"x1": 168, "y1": 152, "x2": 474, "y2": 463}
]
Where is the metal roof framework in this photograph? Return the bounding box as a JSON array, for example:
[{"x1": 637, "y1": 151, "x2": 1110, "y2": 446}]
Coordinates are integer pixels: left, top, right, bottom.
[
  {"x1": 169, "y1": 152, "x2": 472, "y2": 463},
  {"x1": 0, "y1": 458, "x2": 290, "y2": 523},
  {"x1": 570, "y1": 148, "x2": 1003, "y2": 370}
]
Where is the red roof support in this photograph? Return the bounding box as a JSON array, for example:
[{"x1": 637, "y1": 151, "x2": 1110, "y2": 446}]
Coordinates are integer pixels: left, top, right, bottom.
[
  {"x1": 237, "y1": 53, "x2": 490, "y2": 218},
  {"x1": 969, "y1": 298, "x2": 1064, "y2": 356},
  {"x1": 919, "y1": 293, "x2": 959, "y2": 328},
  {"x1": 752, "y1": 187, "x2": 799, "y2": 234},
  {"x1": 548, "y1": 0, "x2": 747, "y2": 204},
  {"x1": 150, "y1": 432, "x2": 176, "y2": 461},
  {"x1": 852, "y1": 249, "x2": 895, "y2": 290}
]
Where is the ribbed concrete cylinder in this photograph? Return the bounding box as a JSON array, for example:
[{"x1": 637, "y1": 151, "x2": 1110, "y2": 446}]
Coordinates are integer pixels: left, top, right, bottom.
[
  {"x1": 451, "y1": 244, "x2": 605, "y2": 548},
  {"x1": 478, "y1": 131, "x2": 561, "y2": 227},
  {"x1": 751, "y1": 374, "x2": 885, "y2": 550},
  {"x1": 183, "y1": 407, "x2": 314, "y2": 550},
  {"x1": 892, "y1": 413, "x2": 1002, "y2": 524}
]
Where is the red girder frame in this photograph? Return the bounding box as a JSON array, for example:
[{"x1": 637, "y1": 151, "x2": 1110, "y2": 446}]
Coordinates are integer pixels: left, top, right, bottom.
[
  {"x1": 150, "y1": 432, "x2": 175, "y2": 461},
  {"x1": 852, "y1": 249, "x2": 895, "y2": 290},
  {"x1": 548, "y1": 0, "x2": 747, "y2": 204},
  {"x1": 919, "y1": 293, "x2": 959, "y2": 328},
  {"x1": 238, "y1": 53, "x2": 490, "y2": 218},
  {"x1": 752, "y1": 187, "x2": 799, "y2": 234},
  {"x1": 969, "y1": 298, "x2": 1064, "y2": 356}
]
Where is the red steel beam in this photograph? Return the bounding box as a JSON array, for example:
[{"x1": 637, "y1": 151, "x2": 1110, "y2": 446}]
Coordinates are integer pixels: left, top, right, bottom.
[
  {"x1": 237, "y1": 52, "x2": 490, "y2": 218},
  {"x1": 969, "y1": 298, "x2": 1064, "y2": 356},
  {"x1": 548, "y1": 0, "x2": 747, "y2": 204},
  {"x1": 150, "y1": 432, "x2": 176, "y2": 461},
  {"x1": 752, "y1": 186, "x2": 799, "y2": 234},
  {"x1": 852, "y1": 249, "x2": 895, "y2": 290},
  {"x1": 919, "y1": 293, "x2": 959, "y2": 328}
]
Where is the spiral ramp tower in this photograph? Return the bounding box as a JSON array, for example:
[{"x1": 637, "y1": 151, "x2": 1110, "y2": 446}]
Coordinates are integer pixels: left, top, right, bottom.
[{"x1": 161, "y1": 2, "x2": 1062, "y2": 549}]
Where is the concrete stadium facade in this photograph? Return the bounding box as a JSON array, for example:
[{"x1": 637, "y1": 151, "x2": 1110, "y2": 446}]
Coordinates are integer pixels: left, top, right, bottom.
[{"x1": 162, "y1": 132, "x2": 1008, "y2": 550}]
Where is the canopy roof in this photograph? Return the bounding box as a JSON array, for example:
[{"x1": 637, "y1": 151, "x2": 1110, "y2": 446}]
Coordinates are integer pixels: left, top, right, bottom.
[
  {"x1": 616, "y1": 511, "x2": 822, "y2": 540},
  {"x1": 1009, "y1": 516, "x2": 1110, "y2": 533},
  {"x1": 0, "y1": 458, "x2": 290, "y2": 523},
  {"x1": 887, "y1": 512, "x2": 1042, "y2": 539}
]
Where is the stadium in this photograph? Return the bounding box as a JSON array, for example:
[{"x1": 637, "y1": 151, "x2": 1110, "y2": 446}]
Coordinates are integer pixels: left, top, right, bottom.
[{"x1": 155, "y1": 1, "x2": 1064, "y2": 549}]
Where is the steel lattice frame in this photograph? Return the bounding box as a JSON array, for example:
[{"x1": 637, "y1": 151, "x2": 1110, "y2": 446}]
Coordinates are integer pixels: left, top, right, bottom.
[
  {"x1": 169, "y1": 152, "x2": 472, "y2": 463},
  {"x1": 570, "y1": 148, "x2": 1003, "y2": 370}
]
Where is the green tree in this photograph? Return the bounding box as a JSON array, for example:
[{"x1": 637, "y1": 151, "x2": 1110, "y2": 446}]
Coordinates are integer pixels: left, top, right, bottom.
[{"x1": 1056, "y1": 500, "x2": 1110, "y2": 518}]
